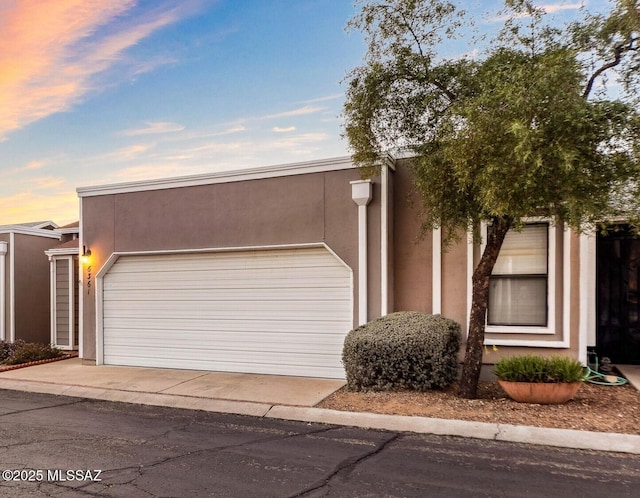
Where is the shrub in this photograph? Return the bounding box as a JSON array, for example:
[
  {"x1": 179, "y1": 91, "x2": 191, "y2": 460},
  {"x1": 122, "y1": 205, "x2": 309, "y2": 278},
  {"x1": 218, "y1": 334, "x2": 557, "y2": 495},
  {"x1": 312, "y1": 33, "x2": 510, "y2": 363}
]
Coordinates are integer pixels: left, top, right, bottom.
[
  {"x1": 342, "y1": 311, "x2": 461, "y2": 391},
  {"x1": 493, "y1": 355, "x2": 585, "y2": 383},
  {"x1": 0, "y1": 340, "x2": 26, "y2": 362},
  {"x1": 3, "y1": 342, "x2": 63, "y2": 365}
]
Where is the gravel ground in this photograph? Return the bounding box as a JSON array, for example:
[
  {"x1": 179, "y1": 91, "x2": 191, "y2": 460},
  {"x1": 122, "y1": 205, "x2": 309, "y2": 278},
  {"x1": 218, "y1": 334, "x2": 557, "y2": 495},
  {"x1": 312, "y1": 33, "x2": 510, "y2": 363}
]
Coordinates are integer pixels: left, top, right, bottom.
[{"x1": 317, "y1": 381, "x2": 640, "y2": 435}]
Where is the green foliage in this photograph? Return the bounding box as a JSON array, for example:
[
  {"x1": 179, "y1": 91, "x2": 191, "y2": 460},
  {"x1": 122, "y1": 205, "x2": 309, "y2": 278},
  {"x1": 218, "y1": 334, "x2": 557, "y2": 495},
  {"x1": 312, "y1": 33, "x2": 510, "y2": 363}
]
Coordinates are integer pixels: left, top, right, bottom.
[
  {"x1": 345, "y1": 0, "x2": 640, "y2": 398},
  {"x1": 342, "y1": 311, "x2": 461, "y2": 391},
  {"x1": 493, "y1": 355, "x2": 585, "y2": 383},
  {"x1": 0, "y1": 340, "x2": 26, "y2": 362},
  {"x1": 344, "y1": 0, "x2": 640, "y2": 238},
  {"x1": 2, "y1": 342, "x2": 63, "y2": 365}
]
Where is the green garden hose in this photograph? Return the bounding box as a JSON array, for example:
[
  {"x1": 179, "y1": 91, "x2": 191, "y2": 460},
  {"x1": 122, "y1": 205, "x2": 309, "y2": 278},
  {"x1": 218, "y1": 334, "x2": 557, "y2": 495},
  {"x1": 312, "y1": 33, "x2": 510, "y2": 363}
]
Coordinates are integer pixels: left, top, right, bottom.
[{"x1": 583, "y1": 366, "x2": 628, "y2": 386}]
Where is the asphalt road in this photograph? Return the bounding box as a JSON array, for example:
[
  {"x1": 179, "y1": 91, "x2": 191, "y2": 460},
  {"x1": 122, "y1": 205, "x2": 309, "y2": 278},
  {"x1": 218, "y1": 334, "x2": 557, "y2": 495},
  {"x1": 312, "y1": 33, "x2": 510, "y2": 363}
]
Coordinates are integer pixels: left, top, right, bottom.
[{"x1": 0, "y1": 389, "x2": 638, "y2": 497}]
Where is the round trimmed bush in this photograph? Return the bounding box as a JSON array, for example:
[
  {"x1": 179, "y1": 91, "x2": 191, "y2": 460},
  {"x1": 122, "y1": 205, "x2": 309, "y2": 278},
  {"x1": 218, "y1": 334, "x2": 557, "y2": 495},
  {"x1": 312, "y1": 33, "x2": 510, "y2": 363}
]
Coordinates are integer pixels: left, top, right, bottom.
[{"x1": 342, "y1": 311, "x2": 461, "y2": 391}]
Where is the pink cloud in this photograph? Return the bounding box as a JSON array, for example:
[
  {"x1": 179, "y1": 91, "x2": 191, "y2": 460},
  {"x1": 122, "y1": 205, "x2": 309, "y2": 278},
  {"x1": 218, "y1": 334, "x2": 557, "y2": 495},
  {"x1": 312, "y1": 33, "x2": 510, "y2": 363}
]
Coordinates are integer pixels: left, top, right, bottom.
[{"x1": 0, "y1": 0, "x2": 194, "y2": 140}]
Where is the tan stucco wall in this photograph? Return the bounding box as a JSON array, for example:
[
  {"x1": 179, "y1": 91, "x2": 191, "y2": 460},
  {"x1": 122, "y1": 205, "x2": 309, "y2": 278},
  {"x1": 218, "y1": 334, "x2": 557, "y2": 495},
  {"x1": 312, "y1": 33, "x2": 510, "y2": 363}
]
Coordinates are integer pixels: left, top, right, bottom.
[
  {"x1": 390, "y1": 162, "x2": 432, "y2": 313},
  {"x1": 80, "y1": 168, "x2": 387, "y2": 361},
  {"x1": 441, "y1": 233, "x2": 469, "y2": 333},
  {"x1": 13, "y1": 234, "x2": 53, "y2": 343}
]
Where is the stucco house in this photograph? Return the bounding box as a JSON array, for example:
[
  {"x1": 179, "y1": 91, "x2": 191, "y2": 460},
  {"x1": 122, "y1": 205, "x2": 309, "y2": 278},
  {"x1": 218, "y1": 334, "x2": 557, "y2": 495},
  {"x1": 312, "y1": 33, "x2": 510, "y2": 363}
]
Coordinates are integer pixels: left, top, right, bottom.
[
  {"x1": 0, "y1": 221, "x2": 61, "y2": 344},
  {"x1": 75, "y1": 156, "x2": 639, "y2": 379}
]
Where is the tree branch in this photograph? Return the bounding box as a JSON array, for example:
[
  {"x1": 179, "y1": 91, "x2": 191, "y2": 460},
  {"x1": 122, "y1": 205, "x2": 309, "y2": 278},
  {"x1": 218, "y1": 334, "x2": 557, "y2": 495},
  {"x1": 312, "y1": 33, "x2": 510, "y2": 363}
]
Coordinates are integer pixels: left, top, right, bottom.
[
  {"x1": 583, "y1": 36, "x2": 639, "y2": 99},
  {"x1": 398, "y1": 10, "x2": 458, "y2": 102}
]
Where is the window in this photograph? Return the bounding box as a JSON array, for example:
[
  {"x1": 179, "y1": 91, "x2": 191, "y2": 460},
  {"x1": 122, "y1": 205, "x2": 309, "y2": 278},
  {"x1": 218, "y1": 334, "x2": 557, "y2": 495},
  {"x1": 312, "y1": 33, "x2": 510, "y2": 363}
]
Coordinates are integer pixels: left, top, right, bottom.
[{"x1": 487, "y1": 223, "x2": 548, "y2": 327}]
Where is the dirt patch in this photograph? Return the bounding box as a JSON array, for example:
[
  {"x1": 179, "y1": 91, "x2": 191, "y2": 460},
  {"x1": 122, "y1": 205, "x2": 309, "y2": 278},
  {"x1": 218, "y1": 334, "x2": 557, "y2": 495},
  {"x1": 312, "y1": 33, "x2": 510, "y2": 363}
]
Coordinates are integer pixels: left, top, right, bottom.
[{"x1": 317, "y1": 381, "x2": 640, "y2": 435}]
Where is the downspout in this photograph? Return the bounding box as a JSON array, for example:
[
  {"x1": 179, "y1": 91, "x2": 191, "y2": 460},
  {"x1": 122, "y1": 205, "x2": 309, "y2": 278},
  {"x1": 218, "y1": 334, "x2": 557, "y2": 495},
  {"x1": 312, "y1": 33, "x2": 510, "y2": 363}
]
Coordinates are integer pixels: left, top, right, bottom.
[{"x1": 351, "y1": 180, "x2": 373, "y2": 326}]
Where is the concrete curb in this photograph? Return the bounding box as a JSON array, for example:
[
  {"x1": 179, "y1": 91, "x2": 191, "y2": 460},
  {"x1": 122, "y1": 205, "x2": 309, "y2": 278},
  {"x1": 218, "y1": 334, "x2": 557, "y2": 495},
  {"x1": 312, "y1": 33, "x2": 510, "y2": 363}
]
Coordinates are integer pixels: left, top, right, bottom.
[
  {"x1": 265, "y1": 406, "x2": 640, "y2": 454},
  {"x1": 1, "y1": 378, "x2": 638, "y2": 455}
]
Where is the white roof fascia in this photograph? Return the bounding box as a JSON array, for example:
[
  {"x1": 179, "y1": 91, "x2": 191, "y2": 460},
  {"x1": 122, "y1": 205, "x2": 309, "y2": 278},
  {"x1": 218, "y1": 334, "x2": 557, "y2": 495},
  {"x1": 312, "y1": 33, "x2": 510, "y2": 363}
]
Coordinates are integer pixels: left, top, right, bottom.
[
  {"x1": 32, "y1": 221, "x2": 59, "y2": 230},
  {"x1": 77, "y1": 156, "x2": 356, "y2": 198},
  {"x1": 380, "y1": 153, "x2": 396, "y2": 171},
  {"x1": 45, "y1": 247, "x2": 80, "y2": 257},
  {"x1": 55, "y1": 227, "x2": 80, "y2": 235},
  {"x1": 0, "y1": 226, "x2": 62, "y2": 239}
]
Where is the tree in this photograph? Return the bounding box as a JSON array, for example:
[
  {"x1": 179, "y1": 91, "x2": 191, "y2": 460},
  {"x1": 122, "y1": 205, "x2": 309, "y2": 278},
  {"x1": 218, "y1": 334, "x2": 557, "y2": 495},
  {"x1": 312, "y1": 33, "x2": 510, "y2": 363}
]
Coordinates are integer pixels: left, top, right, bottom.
[{"x1": 343, "y1": 0, "x2": 640, "y2": 398}]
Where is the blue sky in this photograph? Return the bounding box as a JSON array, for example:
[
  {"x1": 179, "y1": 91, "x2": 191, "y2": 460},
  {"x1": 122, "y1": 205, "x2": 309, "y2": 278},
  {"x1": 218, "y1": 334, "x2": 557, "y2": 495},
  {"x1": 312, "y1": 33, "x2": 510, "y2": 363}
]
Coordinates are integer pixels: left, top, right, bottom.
[{"x1": 0, "y1": 0, "x2": 611, "y2": 224}]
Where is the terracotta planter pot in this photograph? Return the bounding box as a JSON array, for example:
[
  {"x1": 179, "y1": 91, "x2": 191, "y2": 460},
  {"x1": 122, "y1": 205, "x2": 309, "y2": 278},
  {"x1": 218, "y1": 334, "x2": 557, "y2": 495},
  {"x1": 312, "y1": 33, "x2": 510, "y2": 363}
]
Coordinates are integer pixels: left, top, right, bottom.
[{"x1": 498, "y1": 380, "x2": 582, "y2": 404}]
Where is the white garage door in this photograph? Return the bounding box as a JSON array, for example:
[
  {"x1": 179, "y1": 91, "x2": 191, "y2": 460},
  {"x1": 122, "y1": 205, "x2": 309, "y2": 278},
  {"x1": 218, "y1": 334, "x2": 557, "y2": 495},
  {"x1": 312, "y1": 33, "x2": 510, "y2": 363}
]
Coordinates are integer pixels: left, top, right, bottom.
[{"x1": 102, "y1": 247, "x2": 352, "y2": 378}]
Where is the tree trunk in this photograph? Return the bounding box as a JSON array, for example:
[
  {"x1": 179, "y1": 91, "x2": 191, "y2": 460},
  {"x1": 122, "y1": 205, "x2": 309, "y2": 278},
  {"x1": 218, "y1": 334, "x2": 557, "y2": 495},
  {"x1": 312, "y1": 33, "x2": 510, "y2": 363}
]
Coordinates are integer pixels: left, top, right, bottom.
[{"x1": 458, "y1": 216, "x2": 512, "y2": 399}]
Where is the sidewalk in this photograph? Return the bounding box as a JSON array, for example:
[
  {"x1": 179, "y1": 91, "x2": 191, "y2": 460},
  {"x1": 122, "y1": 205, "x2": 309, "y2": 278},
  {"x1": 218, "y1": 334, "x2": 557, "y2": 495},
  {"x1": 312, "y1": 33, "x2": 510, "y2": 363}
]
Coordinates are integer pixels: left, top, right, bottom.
[{"x1": 0, "y1": 358, "x2": 638, "y2": 455}]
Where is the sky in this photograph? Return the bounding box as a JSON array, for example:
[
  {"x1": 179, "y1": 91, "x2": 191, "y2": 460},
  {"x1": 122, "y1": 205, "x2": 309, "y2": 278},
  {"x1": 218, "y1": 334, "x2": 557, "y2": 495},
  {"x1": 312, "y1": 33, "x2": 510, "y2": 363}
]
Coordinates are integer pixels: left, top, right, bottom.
[{"x1": 0, "y1": 0, "x2": 613, "y2": 225}]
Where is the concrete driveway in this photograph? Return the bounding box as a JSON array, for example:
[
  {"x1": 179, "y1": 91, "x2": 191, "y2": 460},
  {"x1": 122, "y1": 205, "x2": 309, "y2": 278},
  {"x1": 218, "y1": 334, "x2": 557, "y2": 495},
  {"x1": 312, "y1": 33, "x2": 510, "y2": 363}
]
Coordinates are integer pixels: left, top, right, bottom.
[{"x1": 0, "y1": 358, "x2": 345, "y2": 415}]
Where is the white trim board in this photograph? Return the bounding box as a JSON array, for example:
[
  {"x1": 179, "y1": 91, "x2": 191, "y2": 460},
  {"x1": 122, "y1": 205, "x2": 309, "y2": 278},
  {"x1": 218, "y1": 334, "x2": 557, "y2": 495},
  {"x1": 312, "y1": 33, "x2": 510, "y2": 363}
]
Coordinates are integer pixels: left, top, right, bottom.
[
  {"x1": 0, "y1": 227, "x2": 61, "y2": 239},
  {"x1": 94, "y1": 242, "x2": 353, "y2": 280},
  {"x1": 380, "y1": 164, "x2": 391, "y2": 316},
  {"x1": 78, "y1": 156, "x2": 356, "y2": 197},
  {"x1": 9, "y1": 232, "x2": 15, "y2": 342},
  {"x1": 45, "y1": 247, "x2": 80, "y2": 257},
  {"x1": 432, "y1": 228, "x2": 442, "y2": 314},
  {"x1": 579, "y1": 231, "x2": 597, "y2": 353},
  {"x1": 78, "y1": 199, "x2": 84, "y2": 359},
  {"x1": 0, "y1": 241, "x2": 7, "y2": 341}
]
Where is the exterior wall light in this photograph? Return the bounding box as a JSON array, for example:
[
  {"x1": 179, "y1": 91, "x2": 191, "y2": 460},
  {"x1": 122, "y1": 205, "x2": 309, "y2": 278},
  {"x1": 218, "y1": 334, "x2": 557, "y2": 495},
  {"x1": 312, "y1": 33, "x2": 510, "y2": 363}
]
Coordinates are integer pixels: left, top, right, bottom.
[{"x1": 81, "y1": 245, "x2": 92, "y2": 265}]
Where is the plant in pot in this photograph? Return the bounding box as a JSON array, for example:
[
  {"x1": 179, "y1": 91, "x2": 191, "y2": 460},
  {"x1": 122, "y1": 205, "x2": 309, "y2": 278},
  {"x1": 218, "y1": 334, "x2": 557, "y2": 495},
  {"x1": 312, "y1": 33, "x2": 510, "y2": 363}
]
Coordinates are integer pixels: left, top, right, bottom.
[{"x1": 493, "y1": 355, "x2": 585, "y2": 404}]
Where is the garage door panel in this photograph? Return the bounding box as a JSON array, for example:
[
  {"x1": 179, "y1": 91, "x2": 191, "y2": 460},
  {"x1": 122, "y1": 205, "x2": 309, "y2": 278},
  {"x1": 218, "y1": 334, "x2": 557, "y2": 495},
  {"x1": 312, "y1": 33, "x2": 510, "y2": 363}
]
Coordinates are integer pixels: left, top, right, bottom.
[
  {"x1": 104, "y1": 303, "x2": 352, "y2": 321},
  {"x1": 104, "y1": 336, "x2": 347, "y2": 355},
  {"x1": 105, "y1": 345, "x2": 342, "y2": 365},
  {"x1": 102, "y1": 247, "x2": 352, "y2": 378},
  {"x1": 103, "y1": 287, "x2": 349, "y2": 302},
  {"x1": 104, "y1": 297, "x2": 351, "y2": 312},
  {"x1": 104, "y1": 335, "x2": 346, "y2": 355},
  {"x1": 104, "y1": 317, "x2": 351, "y2": 333},
  {"x1": 102, "y1": 353, "x2": 345, "y2": 378},
  {"x1": 104, "y1": 268, "x2": 350, "y2": 285},
  {"x1": 106, "y1": 348, "x2": 337, "y2": 375}
]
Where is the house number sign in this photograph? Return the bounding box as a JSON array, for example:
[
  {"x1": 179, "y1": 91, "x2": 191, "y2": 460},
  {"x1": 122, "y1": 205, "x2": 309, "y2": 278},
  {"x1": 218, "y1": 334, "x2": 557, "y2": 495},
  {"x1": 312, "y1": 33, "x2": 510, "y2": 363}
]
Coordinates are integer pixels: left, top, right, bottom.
[{"x1": 86, "y1": 265, "x2": 92, "y2": 295}]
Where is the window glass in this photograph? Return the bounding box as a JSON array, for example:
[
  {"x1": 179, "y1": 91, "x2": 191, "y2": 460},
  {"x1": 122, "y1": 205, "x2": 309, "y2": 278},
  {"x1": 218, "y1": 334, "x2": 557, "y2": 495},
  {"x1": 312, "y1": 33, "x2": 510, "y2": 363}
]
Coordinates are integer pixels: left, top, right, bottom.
[
  {"x1": 492, "y1": 224, "x2": 547, "y2": 275},
  {"x1": 487, "y1": 223, "x2": 548, "y2": 327},
  {"x1": 488, "y1": 277, "x2": 547, "y2": 326}
]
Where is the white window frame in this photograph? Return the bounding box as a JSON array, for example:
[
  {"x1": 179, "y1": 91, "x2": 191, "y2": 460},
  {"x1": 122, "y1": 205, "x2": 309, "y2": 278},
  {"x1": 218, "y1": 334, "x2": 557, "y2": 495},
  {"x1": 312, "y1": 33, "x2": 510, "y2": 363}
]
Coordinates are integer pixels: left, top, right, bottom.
[{"x1": 481, "y1": 218, "x2": 556, "y2": 335}]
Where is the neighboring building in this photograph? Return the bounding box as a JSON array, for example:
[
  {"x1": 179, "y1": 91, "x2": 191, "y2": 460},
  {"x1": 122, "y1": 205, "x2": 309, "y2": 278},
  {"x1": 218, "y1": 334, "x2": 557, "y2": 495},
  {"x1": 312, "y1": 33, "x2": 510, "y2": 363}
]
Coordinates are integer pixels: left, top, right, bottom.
[
  {"x1": 75, "y1": 156, "x2": 639, "y2": 379},
  {"x1": 0, "y1": 221, "x2": 61, "y2": 344},
  {"x1": 45, "y1": 222, "x2": 80, "y2": 350}
]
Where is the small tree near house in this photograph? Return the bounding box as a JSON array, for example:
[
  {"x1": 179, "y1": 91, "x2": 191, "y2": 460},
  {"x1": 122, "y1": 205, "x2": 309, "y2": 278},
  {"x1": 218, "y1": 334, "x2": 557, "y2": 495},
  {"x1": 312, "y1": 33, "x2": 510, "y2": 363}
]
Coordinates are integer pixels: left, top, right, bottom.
[{"x1": 343, "y1": 0, "x2": 640, "y2": 398}]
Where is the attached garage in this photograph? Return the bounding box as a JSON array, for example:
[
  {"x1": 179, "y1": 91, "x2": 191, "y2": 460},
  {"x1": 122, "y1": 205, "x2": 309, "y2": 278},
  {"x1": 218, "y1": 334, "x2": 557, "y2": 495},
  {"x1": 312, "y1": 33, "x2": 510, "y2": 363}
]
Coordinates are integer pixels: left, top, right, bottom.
[{"x1": 99, "y1": 246, "x2": 353, "y2": 379}]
